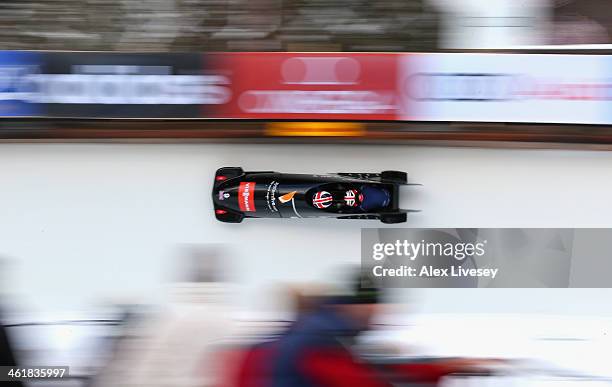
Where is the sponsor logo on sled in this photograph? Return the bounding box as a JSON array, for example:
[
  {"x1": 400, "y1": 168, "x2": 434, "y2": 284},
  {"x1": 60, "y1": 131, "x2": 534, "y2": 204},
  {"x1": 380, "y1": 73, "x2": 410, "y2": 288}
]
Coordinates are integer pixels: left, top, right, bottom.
[
  {"x1": 238, "y1": 182, "x2": 256, "y2": 212},
  {"x1": 279, "y1": 191, "x2": 297, "y2": 203}
]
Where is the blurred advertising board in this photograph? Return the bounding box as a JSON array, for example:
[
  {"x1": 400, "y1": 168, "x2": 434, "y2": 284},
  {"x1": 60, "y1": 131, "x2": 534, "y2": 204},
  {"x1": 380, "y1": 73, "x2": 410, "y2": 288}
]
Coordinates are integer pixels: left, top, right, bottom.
[
  {"x1": 39, "y1": 52, "x2": 230, "y2": 118},
  {"x1": 4, "y1": 51, "x2": 612, "y2": 126},
  {"x1": 212, "y1": 53, "x2": 398, "y2": 120},
  {"x1": 0, "y1": 51, "x2": 42, "y2": 117},
  {"x1": 399, "y1": 53, "x2": 612, "y2": 125}
]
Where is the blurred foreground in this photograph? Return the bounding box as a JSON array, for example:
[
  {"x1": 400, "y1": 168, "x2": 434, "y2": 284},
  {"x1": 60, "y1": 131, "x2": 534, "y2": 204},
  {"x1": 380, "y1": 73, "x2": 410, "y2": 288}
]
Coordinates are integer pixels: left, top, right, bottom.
[{"x1": 1, "y1": 246, "x2": 611, "y2": 387}]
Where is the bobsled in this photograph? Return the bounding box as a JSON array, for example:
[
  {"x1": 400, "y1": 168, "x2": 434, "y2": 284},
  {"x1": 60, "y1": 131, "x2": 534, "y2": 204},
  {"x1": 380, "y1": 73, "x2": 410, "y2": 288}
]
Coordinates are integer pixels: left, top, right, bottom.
[{"x1": 212, "y1": 167, "x2": 418, "y2": 224}]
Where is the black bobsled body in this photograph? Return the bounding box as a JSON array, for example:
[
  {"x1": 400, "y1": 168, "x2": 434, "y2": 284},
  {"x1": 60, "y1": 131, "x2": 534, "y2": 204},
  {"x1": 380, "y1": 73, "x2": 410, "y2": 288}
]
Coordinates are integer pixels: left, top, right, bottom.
[{"x1": 212, "y1": 167, "x2": 417, "y2": 224}]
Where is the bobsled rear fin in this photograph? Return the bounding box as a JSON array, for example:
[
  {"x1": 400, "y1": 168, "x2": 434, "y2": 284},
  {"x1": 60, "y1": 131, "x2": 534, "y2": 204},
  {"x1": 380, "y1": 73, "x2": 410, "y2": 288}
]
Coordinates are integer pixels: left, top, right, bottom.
[
  {"x1": 380, "y1": 170, "x2": 408, "y2": 185},
  {"x1": 380, "y1": 212, "x2": 407, "y2": 224}
]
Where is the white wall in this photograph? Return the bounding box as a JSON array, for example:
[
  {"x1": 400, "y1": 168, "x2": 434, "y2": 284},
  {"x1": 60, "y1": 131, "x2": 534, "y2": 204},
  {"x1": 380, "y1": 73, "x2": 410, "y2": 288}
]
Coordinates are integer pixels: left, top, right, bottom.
[
  {"x1": 430, "y1": 0, "x2": 550, "y2": 49},
  {"x1": 1, "y1": 143, "x2": 612, "y2": 320}
]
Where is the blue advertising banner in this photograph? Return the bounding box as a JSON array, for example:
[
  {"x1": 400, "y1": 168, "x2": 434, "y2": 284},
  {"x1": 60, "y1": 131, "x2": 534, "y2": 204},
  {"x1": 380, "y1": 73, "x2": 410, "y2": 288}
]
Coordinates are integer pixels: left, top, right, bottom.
[
  {"x1": 40, "y1": 52, "x2": 207, "y2": 118},
  {"x1": 0, "y1": 51, "x2": 42, "y2": 117}
]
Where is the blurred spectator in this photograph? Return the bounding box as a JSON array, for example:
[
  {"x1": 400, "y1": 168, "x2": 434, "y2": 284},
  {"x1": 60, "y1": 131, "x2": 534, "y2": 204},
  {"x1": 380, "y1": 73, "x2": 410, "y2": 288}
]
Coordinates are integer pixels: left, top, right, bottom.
[
  {"x1": 550, "y1": 0, "x2": 611, "y2": 44},
  {"x1": 284, "y1": 283, "x2": 328, "y2": 319},
  {"x1": 0, "y1": 258, "x2": 23, "y2": 386},
  {"x1": 92, "y1": 245, "x2": 234, "y2": 387},
  {"x1": 0, "y1": 309, "x2": 23, "y2": 387},
  {"x1": 237, "y1": 272, "x2": 390, "y2": 387}
]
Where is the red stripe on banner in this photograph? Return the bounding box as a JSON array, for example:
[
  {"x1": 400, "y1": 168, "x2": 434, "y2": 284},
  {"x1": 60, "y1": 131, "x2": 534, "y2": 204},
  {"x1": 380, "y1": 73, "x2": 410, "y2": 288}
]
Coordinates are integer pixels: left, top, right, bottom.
[{"x1": 213, "y1": 52, "x2": 399, "y2": 121}]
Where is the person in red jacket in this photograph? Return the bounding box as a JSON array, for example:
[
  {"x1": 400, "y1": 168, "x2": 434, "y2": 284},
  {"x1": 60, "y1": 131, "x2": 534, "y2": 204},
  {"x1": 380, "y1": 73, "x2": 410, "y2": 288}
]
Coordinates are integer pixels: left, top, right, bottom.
[
  {"x1": 233, "y1": 273, "x2": 500, "y2": 387},
  {"x1": 236, "y1": 272, "x2": 390, "y2": 387}
]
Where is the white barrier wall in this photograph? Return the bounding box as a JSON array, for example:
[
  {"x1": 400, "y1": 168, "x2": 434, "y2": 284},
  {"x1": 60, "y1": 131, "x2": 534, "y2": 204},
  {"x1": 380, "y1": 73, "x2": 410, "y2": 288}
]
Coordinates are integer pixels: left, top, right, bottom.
[
  {"x1": 1, "y1": 143, "x2": 612, "y2": 319},
  {"x1": 430, "y1": 0, "x2": 549, "y2": 49}
]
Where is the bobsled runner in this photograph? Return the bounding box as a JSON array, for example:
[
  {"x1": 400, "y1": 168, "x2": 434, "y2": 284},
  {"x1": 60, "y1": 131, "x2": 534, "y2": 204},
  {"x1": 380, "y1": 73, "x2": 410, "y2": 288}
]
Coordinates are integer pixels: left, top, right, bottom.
[{"x1": 212, "y1": 167, "x2": 418, "y2": 224}]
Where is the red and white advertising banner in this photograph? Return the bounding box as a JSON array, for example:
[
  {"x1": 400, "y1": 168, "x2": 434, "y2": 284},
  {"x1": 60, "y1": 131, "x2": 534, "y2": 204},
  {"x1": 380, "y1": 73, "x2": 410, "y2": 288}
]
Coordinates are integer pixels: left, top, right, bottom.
[{"x1": 213, "y1": 53, "x2": 398, "y2": 120}]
